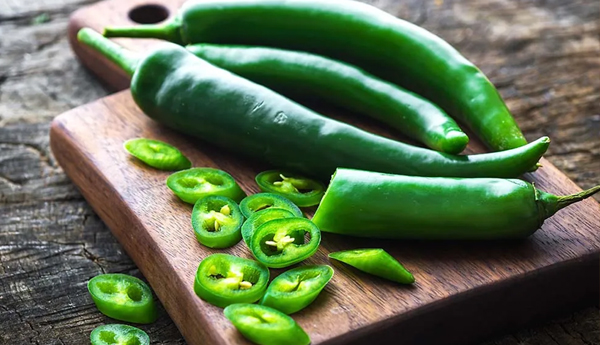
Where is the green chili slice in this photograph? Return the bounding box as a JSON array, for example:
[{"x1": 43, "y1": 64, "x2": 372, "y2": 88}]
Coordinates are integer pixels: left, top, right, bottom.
[
  {"x1": 239, "y1": 193, "x2": 303, "y2": 219},
  {"x1": 194, "y1": 253, "x2": 269, "y2": 308},
  {"x1": 250, "y1": 218, "x2": 321, "y2": 268},
  {"x1": 166, "y1": 168, "x2": 246, "y2": 204},
  {"x1": 90, "y1": 324, "x2": 150, "y2": 345},
  {"x1": 124, "y1": 138, "x2": 191, "y2": 170},
  {"x1": 260, "y1": 265, "x2": 333, "y2": 314},
  {"x1": 88, "y1": 273, "x2": 158, "y2": 324},
  {"x1": 241, "y1": 208, "x2": 296, "y2": 245},
  {"x1": 192, "y1": 195, "x2": 244, "y2": 248},
  {"x1": 329, "y1": 248, "x2": 414, "y2": 284},
  {"x1": 255, "y1": 170, "x2": 325, "y2": 207},
  {"x1": 224, "y1": 303, "x2": 310, "y2": 345}
]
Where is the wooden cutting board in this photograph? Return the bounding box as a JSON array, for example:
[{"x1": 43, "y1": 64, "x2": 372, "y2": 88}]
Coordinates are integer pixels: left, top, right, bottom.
[{"x1": 50, "y1": 1, "x2": 600, "y2": 344}]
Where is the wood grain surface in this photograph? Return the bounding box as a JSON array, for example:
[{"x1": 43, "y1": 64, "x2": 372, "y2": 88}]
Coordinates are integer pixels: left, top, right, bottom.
[{"x1": 2, "y1": 0, "x2": 599, "y2": 344}]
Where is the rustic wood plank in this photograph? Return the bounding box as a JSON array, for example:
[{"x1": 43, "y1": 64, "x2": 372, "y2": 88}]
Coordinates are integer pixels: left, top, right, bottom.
[{"x1": 0, "y1": 0, "x2": 598, "y2": 344}]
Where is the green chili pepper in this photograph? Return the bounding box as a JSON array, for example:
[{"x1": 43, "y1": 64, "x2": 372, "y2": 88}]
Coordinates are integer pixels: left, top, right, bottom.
[
  {"x1": 313, "y1": 168, "x2": 600, "y2": 239},
  {"x1": 88, "y1": 274, "x2": 158, "y2": 324},
  {"x1": 260, "y1": 265, "x2": 334, "y2": 314},
  {"x1": 166, "y1": 167, "x2": 245, "y2": 204},
  {"x1": 192, "y1": 195, "x2": 244, "y2": 248},
  {"x1": 194, "y1": 253, "x2": 270, "y2": 308},
  {"x1": 103, "y1": 0, "x2": 527, "y2": 153},
  {"x1": 90, "y1": 324, "x2": 150, "y2": 345},
  {"x1": 239, "y1": 193, "x2": 303, "y2": 219},
  {"x1": 224, "y1": 303, "x2": 310, "y2": 345},
  {"x1": 250, "y1": 218, "x2": 321, "y2": 268},
  {"x1": 78, "y1": 28, "x2": 549, "y2": 179},
  {"x1": 241, "y1": 208, "x2": 296, "y2": 245},
  {"x1": 255, "y1": 170, "x2": 325, "y2": 207},
  {"x1": 124, "y1": 138, "x2": 191, "y2": 170},
  {"x1": 329, "y1": 249, "x2": 414, "y2": 284},
  {"x1": 186, "y1": 44, "x2": 468, "y2": 154}
]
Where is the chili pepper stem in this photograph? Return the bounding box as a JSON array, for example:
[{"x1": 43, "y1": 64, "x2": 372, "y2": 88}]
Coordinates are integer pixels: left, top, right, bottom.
[
  {"x1": 556, "y1": 185, "x2": 600, "y2": 211},
  {"x1": 77, "y1": 28, "x2": 139, "y2": 77},
  {"x1": 103, "y1": 21, "x2": 184, "y2": 45}
]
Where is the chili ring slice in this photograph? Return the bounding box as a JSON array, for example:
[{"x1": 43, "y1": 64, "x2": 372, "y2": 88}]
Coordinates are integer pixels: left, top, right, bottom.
[
  {"x1": 241, "y1": 208, "x2": 296, "y2": 245},
  {"x1": 167, "y1": 168, "x2": 246, "y2": 204},
  {"x1": 90, "y1": 324, "x2": 150, "y2": 345},
  {"x1": 224, "y1": 303, "x2": 310, "y2": 345},
  {"x1": 124, "y1": 138, "x2": 191, "y2": 171},
  {"x1": 250, "y1": 218, "x2": 321, "y2": 268},
  {"x1": 260, "y1": 265, "x2": 333, "y2": 314},
  {"x1": 194, "y1": 254, "x2": 269, "y2": 308},
  {"x1": 88, "y1": 273, "x2": 158, "y2": 324},
  {"x1": 192, "y1": 195, "x2": 244, "y2": 248},
  {"x1": 256, "y1": 170, "x2": 325, "y2": 207},
  {"x1": 239, "y1": 193, "x2": 302, "y2": 219}
]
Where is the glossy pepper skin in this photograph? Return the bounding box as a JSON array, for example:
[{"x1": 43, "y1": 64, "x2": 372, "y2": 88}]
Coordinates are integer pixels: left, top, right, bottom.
[
  {"x1": 166, "y1": 168, "x2": 246, "y2": 204},
  {"x1": 239, "y1": 193, "x2": 303, "y2": 219},
  {"x1": 187, "y1": 44, "x2": 468, "y2": 154},
  {"x1": 313, "y1": 169, "x2": 600, "y2": 240},
  {"x1": 77, "y1": 29, "x2": 550, "y2": 180},
  {"x1": 250, "y1": 218, "x2": 321, "y2": 268},
  {"x1": 260, "y1": 265, "x2": 334, "y2": 314},
  {"x1": 329, "y1": 249, "x2": 414, "y2": 284},
  {"x1": 90, "y1": 324, "x2": 150, "y2": 345},
  {"x1": 124, "y1": 138, "x2": 191, "y2": 170},
  {"x1": 224, "y1": 303, "x2": 311, "y2": 345},
  {"x1": 241, "y1": 208, "x2": 296, "y2": 245},
  {"x1": 103, "y1": 0, "x2": 527, "y2": 152},
  {"x1": 87, "y1": 274, "x2": 158, "y2": 324},
  {"x1": 191, "y1": 195, "x2": 244, "y2": 248},
  {"x1": 255, "y1": 170, "x2": 325, "y2": 207},
  {"x1": 194, "y1": 254, "x2": 269, "y2": 308}
]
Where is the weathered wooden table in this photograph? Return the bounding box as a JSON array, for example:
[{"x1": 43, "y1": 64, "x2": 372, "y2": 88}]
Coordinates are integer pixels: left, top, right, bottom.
[{"x1": 0, "y1": 0, "x2": 598, "y2": 344}]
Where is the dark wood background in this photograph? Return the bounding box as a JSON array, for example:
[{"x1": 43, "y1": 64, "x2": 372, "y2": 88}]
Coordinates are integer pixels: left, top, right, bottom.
[{"x1": 0, "y1": 0, "x2": 598, "y2": 344}]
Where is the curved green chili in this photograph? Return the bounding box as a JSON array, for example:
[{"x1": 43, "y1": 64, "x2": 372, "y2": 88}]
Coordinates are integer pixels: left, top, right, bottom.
[
  {"x1": 103, "y1": 0, "x2": 527, "y2": 152},
  {"x1": 255, "y1": 170, "x2": 325, "y2": 207},
  {"x1": 77, "y1": 29, "x2": 550, "y2": 180},
  {"x1": 186, "y1": 44, "x2": 468, "y2": 154},
  {"x1": 313, "y1": 168, "x2": 600, "y2": 239}
]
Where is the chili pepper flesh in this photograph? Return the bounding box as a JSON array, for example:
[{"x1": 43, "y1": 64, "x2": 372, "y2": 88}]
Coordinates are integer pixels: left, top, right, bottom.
[
  {"x1": 255, "y1": 170, "x2": 325, "y2": 207},
  {"x1": 88, "y1": 273, "x2": 158, "y2": 324},
  {"x1": 124, "y1": 138, "x2": 191, "y2": 170},
  {"x1": 192, "y1": 195, "x2": 244, "y2": 248},
  {"x1": 239, "y1": 193, "x2": 303, "y2": 219},
  {"x1": 90, "y1": 324, "x2": 150, "y2": 345},
  {"x1": 260, "y1": 265, "x2": 334, "y2": 314},
  {"x1": 329, "y1": 249, "x2": 414, "y2": 284},
  {"x1": 241, "y1": 208, "x2": 296, "y2": 245},
  {"x1": 224, "y1": 303, "x2": 311, "y2": 345},
  {"x1": 166, "y1": 167, "x2": 246, "y2": 204},
  {"x1": 103, "y1": 0, "x2": 528, "y2": 153},
  {"x1": 313, "y1": 168, "x2": 600, "y2": 239},
  {"x1": 194, "y1": 253, "x2": 269, "y2": 307}
]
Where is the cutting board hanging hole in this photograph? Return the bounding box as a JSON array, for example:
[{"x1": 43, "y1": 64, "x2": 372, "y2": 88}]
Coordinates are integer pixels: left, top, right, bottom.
[{"x1": 129, "y1": 4, "x2": 169, "y2": 24}]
